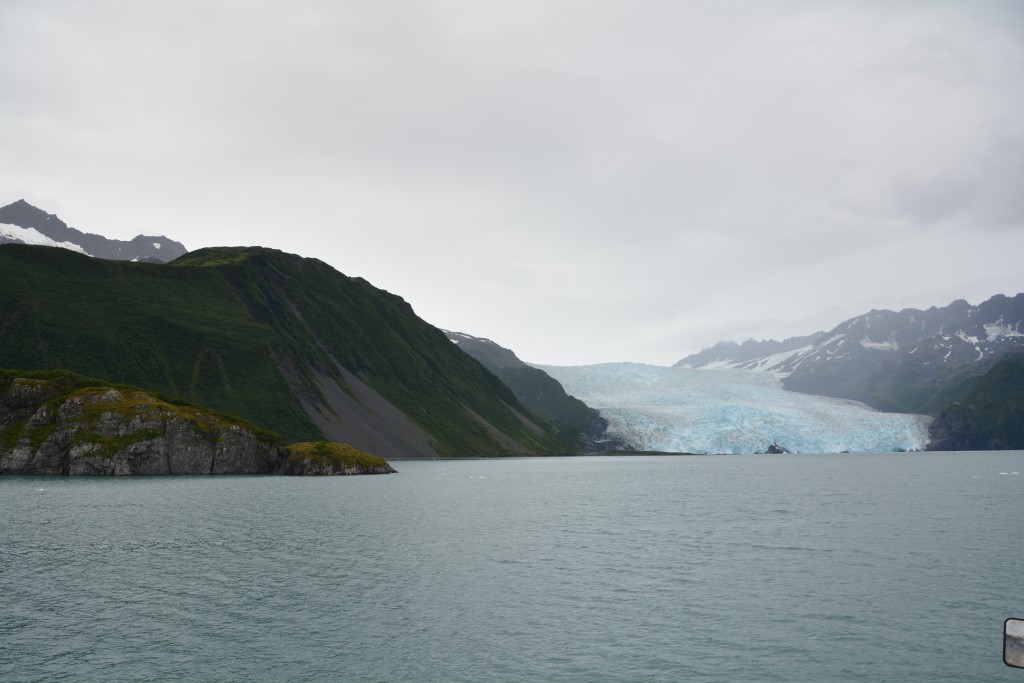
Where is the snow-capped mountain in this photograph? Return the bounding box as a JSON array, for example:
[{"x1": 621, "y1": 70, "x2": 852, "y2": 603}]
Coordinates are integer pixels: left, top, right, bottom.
[
  {"x1": 537, "y1": 363, "x2": 931, "y2": 454},
  {"x1": 0, "y1": 199, "x2": 187, "y2": 262},
  {"x1": 675, "y1": 293, "x2": 1024, "y2": 413},
  {"x1": 674, "y1": 333, "x2": 821, "y2": 372}
]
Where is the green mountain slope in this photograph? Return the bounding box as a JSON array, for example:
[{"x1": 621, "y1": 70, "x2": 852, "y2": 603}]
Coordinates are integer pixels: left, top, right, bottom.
[
  {"x1": 445, "y1": 331, "x2": 618, "y2": 451},
  {"x1": 0, "y1": 244, "x2": 572, "y2": 456},
  {"x1": 926, "y1": 354, "x2": 1024, "y2": 450}
]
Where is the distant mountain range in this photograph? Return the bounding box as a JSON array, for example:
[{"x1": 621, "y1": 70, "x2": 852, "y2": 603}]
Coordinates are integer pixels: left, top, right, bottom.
[
  {"x1": 676, "y1": 295, "x2": 1024, "y2": 411},
  {"x1": 0, "y1": 199, "x2": 187, "y2": 263},
  {"x1": 675, "y1": 294, "x2": 1024, "y2": 449}
]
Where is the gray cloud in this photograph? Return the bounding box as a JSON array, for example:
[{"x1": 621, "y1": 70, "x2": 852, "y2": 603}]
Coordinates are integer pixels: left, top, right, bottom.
[{"x1": 2, "y1": 0, "x2": 1022, "y2": 365}]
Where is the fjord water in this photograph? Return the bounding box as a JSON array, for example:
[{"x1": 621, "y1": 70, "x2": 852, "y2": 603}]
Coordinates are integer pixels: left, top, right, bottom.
[{"x1": 3, "y1": 453, "x2": 1022, "y2": 683}]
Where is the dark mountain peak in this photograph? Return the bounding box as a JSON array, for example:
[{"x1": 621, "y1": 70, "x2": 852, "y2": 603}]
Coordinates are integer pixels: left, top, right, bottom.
[
  {"x1": 444, "y1": 330, "x2": 525, "y2": 369},
  {"x1": 0, "y1": 199, "x2": 66, "y2": 230},
  {"x1": 6, "y1": 198, "x2": 34, "y2": 211}
]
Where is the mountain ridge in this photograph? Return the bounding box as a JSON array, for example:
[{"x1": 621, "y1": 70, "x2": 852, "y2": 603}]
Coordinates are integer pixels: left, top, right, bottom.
[
  {"x1": 675, "y1": 293, "x2": 1024, "y2": 414},
  {"x1": 0, "y1": 199, "x2": 187, "y2": 263}
]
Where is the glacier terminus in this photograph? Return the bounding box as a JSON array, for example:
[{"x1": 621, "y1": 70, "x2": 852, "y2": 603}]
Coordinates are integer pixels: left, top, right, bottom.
[{"x1": 538, "y1": 363, "x2": 932, "y2": 454}]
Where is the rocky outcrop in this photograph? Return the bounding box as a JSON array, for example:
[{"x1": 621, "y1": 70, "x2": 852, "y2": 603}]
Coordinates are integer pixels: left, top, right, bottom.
[
  {"x1": 1, "y1": 379, "x2": 281, "y2": 475},
  {"x1": 0, "y1": 373, "x2": 395, "y2": 475},
  {"x1": 279, "y1": 441, "x2": 396, "y2": 475}
]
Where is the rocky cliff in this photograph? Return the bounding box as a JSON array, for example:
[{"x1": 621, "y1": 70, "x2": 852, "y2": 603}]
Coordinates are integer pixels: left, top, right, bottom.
[{"x1": 0, "y1": 371, "x2": 394, "y2": 475}]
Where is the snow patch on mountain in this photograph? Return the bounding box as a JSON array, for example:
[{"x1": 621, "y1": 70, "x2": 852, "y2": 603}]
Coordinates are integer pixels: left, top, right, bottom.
[
  {"x1": 742, "y1": 345, "x2": 814, "y2": 372},
  {"x1": 984, "y1": 319, "x2": 1022, "y2": 340},
  {"x1": 538, "y1": 363, "x2": 931, "y2": 454},
  {"x1": 1, "y1": 223, "x2": 88, "y2": 254},
  {"x1": 676, "y1": 344, "x2": 813, "y2": 375},
  {"x1": 859, "y1": 338, "x2": 899, "y2": 351}
]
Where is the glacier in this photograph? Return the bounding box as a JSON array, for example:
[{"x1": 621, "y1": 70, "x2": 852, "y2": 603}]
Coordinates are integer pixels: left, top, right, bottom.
[{"x1": 537, "y1": 363, "x2": 932, "y2": 454}]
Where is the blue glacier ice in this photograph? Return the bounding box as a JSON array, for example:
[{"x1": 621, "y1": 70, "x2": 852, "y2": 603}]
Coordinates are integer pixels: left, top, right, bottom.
[{"x1": 537, "y1": 363, "x2": 932, "y2": 454}]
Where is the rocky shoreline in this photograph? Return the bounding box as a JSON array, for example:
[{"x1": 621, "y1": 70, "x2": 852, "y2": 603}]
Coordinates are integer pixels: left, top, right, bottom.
[{"x1": 0, "y1": 373, "x2": 395, "y2": 476}]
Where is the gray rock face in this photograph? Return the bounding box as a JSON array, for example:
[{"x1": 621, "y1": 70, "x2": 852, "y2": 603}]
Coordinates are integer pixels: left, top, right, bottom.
[{"x1": 0, "y1": 380, "x2": 282, "y2": 475}]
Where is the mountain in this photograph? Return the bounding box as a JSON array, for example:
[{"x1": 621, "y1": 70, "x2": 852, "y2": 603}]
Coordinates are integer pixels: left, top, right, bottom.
[
  {"x1": 0, "y1": 243, "x2": 574, "y2": 457},
  {"x1": 538, "y1": 363, "x2": 931, "y2": 454},
  {"x1": 675, "y1": 294, "x2": 1024, "y2": 414},
  {"x1": 0, "y1": 199, "x2": 187, "y2": 263},
  {"x1": 674, "y1": 333, "x2": 821, "y2": 371},
  {"x1": 926, "y1": 353, "x2": 1024, "y2": 451},
  {"x1": 0, "y1": 369, "x2": 395, "y2": 475},
  {"x1": 445, "y1": 331, "x2": 620, "y2": 451}
]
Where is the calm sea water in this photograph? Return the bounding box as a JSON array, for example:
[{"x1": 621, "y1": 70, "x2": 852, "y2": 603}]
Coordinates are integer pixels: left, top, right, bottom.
[{"x1": 2, "y1": 452, "x2": 1023, "y2": 682}]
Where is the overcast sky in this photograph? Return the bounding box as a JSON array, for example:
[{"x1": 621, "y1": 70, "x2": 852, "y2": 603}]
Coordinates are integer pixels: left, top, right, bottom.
[{"x1": 2, "y1": 1, "x2": 1022, "y2": 365}]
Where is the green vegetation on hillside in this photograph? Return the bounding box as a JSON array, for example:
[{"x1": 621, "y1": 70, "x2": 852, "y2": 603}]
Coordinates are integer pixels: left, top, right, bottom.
[
  {"x1": 0, "y1": 246, "x2": 314, "y2": 440},
  {"x1": 444, "y1": 331, "x2": 610, "y2": 450},
  {"x1": 489, "y1": 365, "x2": 604, "y2": 444},
  {"x1": 172, "y1": 247, "x2": 571, "y2": 454},
  {"x1": 284, "y1": 441, "x2": 388, "y2": 469},
  {"x1": 0, "y1": 244, "x2": 571, "y2": 455},
  {"x1": 927, "y1": 354, "x2": 1024, "y2": 450}
]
